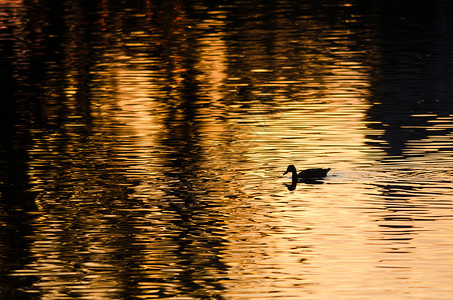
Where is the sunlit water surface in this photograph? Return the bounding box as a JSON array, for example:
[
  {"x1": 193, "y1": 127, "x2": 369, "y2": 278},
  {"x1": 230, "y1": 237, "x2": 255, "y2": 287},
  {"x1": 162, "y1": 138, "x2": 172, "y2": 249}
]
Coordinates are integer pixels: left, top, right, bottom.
[{"x1": 2, "y1": 1, "x2": 453, "y2": 299}]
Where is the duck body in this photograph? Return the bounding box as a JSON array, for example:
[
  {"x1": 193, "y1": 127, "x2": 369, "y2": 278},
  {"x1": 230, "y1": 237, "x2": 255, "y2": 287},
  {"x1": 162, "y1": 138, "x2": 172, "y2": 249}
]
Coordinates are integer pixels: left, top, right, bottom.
[{"x1": 284, "y1": 164, "x2": 330, "y2": 180}]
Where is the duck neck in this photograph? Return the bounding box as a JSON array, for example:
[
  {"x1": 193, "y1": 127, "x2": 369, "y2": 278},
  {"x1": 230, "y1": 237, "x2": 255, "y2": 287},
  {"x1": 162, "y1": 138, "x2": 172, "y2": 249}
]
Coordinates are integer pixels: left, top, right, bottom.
[{"x1": 291, "y1": 169, "x2": 298, "y2": 182}]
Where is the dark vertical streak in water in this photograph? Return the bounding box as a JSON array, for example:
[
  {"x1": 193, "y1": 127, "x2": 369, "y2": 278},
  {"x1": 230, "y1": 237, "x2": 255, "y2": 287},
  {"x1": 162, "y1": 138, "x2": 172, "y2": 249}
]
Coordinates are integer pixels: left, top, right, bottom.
[
  {"x1": 368, "y1": 1, "x2": 453, "y2": 158},
  {"x1": 0, "y1": 3, "x2": 38, "y2": 299},
  {"x1": 156, "y1": 20, "x2": 229, "y2": 297},
  {"x1": 65, "y1": 0, "x2": 95, "y2": 126},
  {"x1": 363, "y1": 1, "x2": 453, "y2": 252}
]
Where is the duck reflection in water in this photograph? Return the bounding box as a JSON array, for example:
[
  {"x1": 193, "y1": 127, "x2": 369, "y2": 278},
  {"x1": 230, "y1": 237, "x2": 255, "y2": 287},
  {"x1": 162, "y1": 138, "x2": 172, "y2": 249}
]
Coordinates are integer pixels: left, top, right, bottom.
[{"x1": 283, "y1": 164, "x2": 331, "y2": 190}]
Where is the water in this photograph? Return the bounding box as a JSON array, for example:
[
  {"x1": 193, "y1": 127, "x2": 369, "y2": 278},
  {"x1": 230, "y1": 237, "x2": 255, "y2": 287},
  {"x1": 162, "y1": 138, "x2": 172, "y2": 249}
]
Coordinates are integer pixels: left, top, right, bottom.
[{"x1": 2, "y1": 1, "x2": 453, "y2": 299}]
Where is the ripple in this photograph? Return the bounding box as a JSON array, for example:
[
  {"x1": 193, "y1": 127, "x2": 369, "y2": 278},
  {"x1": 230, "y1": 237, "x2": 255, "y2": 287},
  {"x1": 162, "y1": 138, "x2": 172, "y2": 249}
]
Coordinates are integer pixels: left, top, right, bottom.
[{"x1": 2, "y1": 1, "x2": 453, "y2": 299}]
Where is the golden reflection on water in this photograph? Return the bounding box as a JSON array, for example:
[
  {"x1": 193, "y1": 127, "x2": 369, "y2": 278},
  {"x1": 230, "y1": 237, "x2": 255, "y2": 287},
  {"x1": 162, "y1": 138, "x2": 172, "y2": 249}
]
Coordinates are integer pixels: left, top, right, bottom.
[{"x1": 3, "y1": 1, "x2": 453, "y2": 299}]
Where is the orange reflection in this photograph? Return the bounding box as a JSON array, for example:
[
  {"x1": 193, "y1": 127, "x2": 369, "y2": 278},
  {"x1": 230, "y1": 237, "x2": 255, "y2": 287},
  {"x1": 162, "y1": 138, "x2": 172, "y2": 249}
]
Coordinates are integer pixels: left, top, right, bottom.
[{"x1": 9, "y1": 1, "x2": 453, "y2": 299}]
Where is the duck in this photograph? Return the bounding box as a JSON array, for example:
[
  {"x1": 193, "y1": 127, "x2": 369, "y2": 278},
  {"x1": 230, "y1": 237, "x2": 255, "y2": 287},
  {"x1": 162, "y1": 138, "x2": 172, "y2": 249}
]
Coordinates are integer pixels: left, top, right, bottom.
[{"x1": 283, "y1": 164, "x2": 331, "y2": 180}]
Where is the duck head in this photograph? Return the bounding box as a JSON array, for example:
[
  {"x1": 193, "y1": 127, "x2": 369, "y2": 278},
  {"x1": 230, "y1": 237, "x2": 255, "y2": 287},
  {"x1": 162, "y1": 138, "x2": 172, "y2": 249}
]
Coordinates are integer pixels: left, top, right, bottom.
[{"x1": 283, "y1": 164, "x2": 297, "y2": 175}]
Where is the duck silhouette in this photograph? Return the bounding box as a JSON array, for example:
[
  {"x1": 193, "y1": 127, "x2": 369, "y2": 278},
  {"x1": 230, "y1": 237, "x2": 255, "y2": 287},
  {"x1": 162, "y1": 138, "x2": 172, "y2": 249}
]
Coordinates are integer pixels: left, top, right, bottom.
[{"x1": 283, "y1": 165, "x2": 331, "y2": 180}]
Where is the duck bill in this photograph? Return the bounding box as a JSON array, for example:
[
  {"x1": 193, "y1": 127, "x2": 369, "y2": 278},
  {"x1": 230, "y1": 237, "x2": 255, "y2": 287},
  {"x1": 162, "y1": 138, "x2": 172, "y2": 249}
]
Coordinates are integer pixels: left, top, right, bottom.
[{"x1": 283, "y1": 171, "x2": 288, "y2": 175}]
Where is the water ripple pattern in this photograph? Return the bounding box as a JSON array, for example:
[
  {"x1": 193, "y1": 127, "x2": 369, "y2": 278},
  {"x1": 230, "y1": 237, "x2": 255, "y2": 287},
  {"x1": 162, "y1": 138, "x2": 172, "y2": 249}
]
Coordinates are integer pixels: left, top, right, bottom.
[{"x1": 1, "y1": 1, "x2": 453, "y2": 299}]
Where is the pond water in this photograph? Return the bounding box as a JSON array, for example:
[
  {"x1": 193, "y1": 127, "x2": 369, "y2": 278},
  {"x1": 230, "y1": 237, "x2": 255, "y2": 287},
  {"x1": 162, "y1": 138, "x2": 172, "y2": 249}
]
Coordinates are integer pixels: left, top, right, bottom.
[{"x1": 2, "y1": 1, "x2": 453, "y2": 299}]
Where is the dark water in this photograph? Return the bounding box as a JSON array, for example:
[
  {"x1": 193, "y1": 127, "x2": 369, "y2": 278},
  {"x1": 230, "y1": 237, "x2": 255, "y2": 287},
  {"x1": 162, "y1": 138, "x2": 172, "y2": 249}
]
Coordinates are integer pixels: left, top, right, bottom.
[{"x1": 2, "y1": 1, "x2": 453, "y2": 299}]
